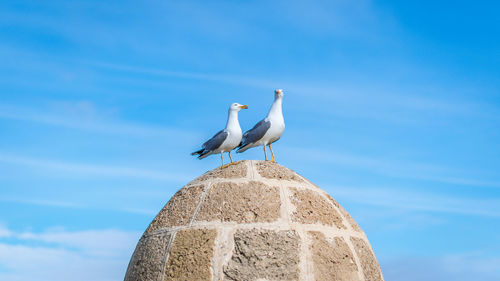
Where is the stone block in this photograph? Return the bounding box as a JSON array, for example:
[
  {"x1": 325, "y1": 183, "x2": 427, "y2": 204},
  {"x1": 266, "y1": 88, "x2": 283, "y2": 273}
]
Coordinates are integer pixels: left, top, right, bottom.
[
  {"x1": 309, "y1": 232, "x2": 359, "y2": 281},
  {"x1": 290, "y1": 188, "x2": 346, "y2": 229},
  {"x1": 125, "y1": 233, "x2": 170, "y2": 281},
  {"x1": 147, "y1": 185, "x2": 204, "y2": 232},
  {"x1": 350, "y1": 237, "x2": 383, "y2": 281},
  {"x1": 196, "y1": 161, "x2": 247, "y2": 182},
  {"x1": 195, "y1": 181, "x2": 281, "y2": 223},
  {"x1": 224, "y1": 229, "x2": 300, "y2": 281},
  {"x1": 255, "y1": 161, "x2": 304, "y2": 182},
  {"x1": 164, "y1": 228, "x2": 216, "y2": 281}
]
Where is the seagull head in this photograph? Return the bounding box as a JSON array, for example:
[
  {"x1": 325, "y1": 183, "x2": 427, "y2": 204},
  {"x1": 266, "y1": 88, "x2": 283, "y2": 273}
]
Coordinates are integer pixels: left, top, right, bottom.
[
  {"x1": 230, "y1": 102, "x2": 248, "y2": 112},
  {"x1": 275, "y1": 89, "x2": 284, "y2": 99}
]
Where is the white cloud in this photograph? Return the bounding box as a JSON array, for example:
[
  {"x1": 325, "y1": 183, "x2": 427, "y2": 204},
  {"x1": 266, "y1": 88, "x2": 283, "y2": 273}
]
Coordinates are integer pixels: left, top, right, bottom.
[
  {"x1": 84, "y1": 60, "x2": 277, "y2": 90},
  {"x1": 0, "y1": 244, "x2": 126, "y2": 281},
  {"x1": 0, "y1": 102, "x2": 197, "y2": 139},
  {"x1": 84, "y1": 60, "x2": 499, "y2": 121},
  {"x1": 442, "y1": 253, "x2": 500, "y2": 274},
  {"x1": 326, "y1": 184, "x2": 500, "y2": 217},
  {"x1": 381, "y1": 254, "x2": 500, "y2": 281},
  {"x1": 0, "y1": 197, "x2": 157, "y2": 216},
  {"x1": 0, "y1": 225, "x2": 12, "y2": 239},
  {"x1": 0, "y1": 227, "x2": 141, "y2": 281},
  {"x1": 284, "y1": 146, "x2": 500, "y2": 189},
  {"x1": 17, "y1": 229, "x2": 139, "y2": 258},
  {"x1": 0, "y1": 153, "x2": 191, "y2": 182},
  {"x1": 0, "y1": 198, "x2": 86, "y2": 209}
]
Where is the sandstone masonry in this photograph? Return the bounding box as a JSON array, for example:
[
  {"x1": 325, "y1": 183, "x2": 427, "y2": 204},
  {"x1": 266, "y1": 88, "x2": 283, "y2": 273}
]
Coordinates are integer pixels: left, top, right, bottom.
[{"x1": 124, "y1": 160, "x2": 384, "y2": 281}]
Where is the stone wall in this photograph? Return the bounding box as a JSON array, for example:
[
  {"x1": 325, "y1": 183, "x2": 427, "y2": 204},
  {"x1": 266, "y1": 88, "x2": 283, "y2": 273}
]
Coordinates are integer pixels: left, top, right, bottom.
[{"x1": 124, "y1": 160, "x2": 384, "y2": 281}]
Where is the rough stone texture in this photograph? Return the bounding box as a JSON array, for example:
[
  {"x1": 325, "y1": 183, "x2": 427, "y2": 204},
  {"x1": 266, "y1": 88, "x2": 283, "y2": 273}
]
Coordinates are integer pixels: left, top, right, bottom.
[
  {"x1": 309, "y1": 231, "x2": 359, "y2": 281},
  {"x1": 125, "y1": 233, "x2": 170, "y2": 281},
  {"x1": 326, "y1": 194, "x2": 362, "y2": 232},
  {"x1": 351, "y1": 237, "x2": 384, "y2": 281},
  {"x1": 224, "y1": 229, "x2": 300, "y2": 281},
  {"x1": 255, "y1": 161, "x2": 304, "y2": 182},
  {"x1": 195, "y1": 181, "x2": 281, "y2": 223},
  {"x1": 196, "y1": 161, "x2": 247, "y2": 182},
  {"x1": 164, "y1": 228, "x2": 216, "y2": 281},
  {"x1": 290, "y1": 187, "x2": 346, "y2": 229},
  {"x1": 124, "y1": 160, "x2": 384, "y2": 281},
  {"x1": 147, "y1": 185, "x2": 204, "y2": 233}
]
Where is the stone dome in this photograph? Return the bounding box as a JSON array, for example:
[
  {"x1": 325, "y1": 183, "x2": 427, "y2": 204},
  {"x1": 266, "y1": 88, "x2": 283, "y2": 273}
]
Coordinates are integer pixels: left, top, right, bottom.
[{"x1": 124, "y1": 160, "x2": 384, "y2": 281}]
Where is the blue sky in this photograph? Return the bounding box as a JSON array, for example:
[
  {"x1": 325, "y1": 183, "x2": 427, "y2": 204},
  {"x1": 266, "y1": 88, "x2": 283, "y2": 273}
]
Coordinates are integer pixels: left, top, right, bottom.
[{"x1": 1, "y1": 0, "x2": 499, "y2": 280}]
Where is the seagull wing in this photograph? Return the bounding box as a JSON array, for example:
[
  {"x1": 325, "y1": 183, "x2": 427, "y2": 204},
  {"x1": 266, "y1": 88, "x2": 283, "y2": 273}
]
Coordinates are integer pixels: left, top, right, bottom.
[
  {"x1": 192, "y1": 130, "x2": 228, "y2": 159},
  {"x1": 203, "y1": 130, "x2": 228, "y2": 151},
  {"x1": 237, "y1": 119, "x2": 271, "y2": 152}
]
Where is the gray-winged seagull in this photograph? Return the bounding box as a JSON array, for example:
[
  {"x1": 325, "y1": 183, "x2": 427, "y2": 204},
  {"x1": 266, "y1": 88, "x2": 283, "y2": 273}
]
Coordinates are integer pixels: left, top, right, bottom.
[
  {"x1": 237, "y1": 89, "x2": 285, "y2": 162},
  {"x1": 192, "y1": 102, "x2": 248, "y2": 167}
]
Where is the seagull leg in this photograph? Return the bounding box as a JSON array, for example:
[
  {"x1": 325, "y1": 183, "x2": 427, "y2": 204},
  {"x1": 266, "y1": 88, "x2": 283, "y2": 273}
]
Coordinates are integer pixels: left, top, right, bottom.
[
  {"x1": 228, "y1": 151, "x2": 234, "y2": 165},
  {"x1": 220, "y1": 152, "x2": 226, "y2": 168},
  {"x1": 268, "y1": 143, "x2": 275, "y2": 162},
  {"x1": 264, "y1": 145, "x2": 268, "y2": 161}
]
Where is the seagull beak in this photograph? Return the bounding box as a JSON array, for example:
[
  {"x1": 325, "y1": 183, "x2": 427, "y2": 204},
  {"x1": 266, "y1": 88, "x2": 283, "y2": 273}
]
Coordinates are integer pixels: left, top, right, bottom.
[{"x1": 240, "y1": 105, "x2": 248, "y2": 109}]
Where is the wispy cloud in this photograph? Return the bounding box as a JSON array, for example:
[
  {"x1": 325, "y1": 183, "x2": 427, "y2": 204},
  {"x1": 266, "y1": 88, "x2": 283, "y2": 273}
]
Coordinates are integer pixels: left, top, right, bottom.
[
  {"x1": 382, "y1": 254, "x2": 500, "y2": 281},
  {"x1": 0, "y1": 227, "x2": 140, "y2": 281},
  {"x1": 0, "y1": 197, "x2": 85, "y2": 209},
  {"x1": 84, "y1": 60, "x2": 277, "y2": 89},
  {"x1": 326, "y1": 184, "x2": 500, "y2": 217},
  {"x1": 16, "y1": 228, "x2": 140, "y2": 257},
  {"x1": 0, "y1": 225, "x2": 12, "y2": 239},
  {"x1": 83, "y1": 60, "x2": 500, "y2": 123},
  {"x1": 0, "y1": 197, "x2": 157, "y2": 216},
  {"x1": 0, "y1": 102, "x2": 197, "y2": 138},
  {"x1": 0, "y1": 153, "x2": 191, "y2": 183},
  {"x1": 89, "y1": 60, "x2": 457, "y2": 111},
  {"x1": 4, "y1": 45, "x2": 495, "y2": 124},
  {"x1": 284, "y1": 146, "x2": 500, "y2": 189},
  {"x1": 442, "y1": 252, "x2": 500, "y2": 275}
]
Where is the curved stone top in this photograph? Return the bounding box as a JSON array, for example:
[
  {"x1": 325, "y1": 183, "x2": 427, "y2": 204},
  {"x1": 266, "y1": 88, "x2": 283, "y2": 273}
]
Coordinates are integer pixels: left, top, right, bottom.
[{"x1": 125, "y1": 160, "x2": 384, "y2": 281}]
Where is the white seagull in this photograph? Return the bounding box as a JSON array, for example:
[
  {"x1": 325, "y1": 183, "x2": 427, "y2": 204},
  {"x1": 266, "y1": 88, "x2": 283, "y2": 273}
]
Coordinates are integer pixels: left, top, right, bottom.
[
  {"x1": 192, "y1": 102, "x2": 248, "y2": 167},
  {"x1": 237, "y1": 89, "x2": 285, "y2": 162}
]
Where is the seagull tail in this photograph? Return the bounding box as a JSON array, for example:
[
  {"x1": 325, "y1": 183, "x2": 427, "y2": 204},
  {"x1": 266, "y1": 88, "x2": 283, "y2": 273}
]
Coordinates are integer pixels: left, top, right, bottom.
[
  {"x1": 198, "y1": 152, "x2": 210, "y2": 159},
  {"x1": 236, "y1": 144, "x2": 250, "y2": 153},
  {"x1": 191, "y1": 149, "x2": 204, "y2": 156},
  {"x1": 192, "y1": 149, "x2": 212, "y2": 159}
]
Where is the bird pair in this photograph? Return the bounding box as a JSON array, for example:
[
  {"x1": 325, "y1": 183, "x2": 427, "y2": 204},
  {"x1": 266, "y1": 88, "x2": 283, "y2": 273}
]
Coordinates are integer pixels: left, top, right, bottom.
[{"x1": 192, "y1": 89, "x2": 285, "y2": 168}]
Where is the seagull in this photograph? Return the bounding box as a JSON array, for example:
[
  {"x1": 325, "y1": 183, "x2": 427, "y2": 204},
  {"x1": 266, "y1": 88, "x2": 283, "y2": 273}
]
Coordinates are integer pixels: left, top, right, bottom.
[
  {"x1": 237, "y1": 89, "x2": 285, "y2": 162},
  {"x1": 191, "y1": 102, "x2": 248, "y2": 167}
]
